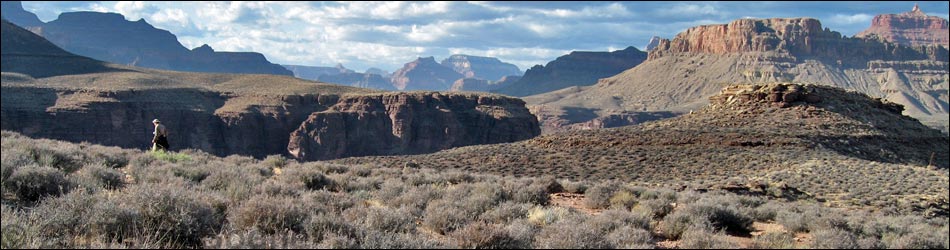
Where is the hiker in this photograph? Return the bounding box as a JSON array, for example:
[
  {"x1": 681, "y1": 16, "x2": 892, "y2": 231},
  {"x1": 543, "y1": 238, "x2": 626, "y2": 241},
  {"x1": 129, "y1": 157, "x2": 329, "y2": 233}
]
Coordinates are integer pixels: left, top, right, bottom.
[{"x1": 152, "y1": 119, "x2": 170, "y2": 151}]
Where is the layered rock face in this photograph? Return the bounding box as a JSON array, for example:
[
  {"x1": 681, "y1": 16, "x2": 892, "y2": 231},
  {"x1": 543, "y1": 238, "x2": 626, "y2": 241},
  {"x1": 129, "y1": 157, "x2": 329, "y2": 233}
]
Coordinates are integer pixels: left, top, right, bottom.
[
  {"x1": 3, "y1": 3, "x2": 292, "y2": 76},
  {"x1": 855, "y1": 4, "x2": 949, "y2": 48},
  {"x1": 440, "y1": 54, "x2": 522, "y2": 81},
  {"x1": 390, "y1": 57, "x2": 464, "y2": 90},
  {"x1": 535, "y1": 17, "x2": 949, "y2": 133},
  {"x1": 318, "y1": 72, "x2": 394, "y2": 90},
  {"x1": 288, "y1": 92, "x2": 540, "y2": 161},
  {"x1": 495, "y1": 46, "x2": 647, "y2": 97}
]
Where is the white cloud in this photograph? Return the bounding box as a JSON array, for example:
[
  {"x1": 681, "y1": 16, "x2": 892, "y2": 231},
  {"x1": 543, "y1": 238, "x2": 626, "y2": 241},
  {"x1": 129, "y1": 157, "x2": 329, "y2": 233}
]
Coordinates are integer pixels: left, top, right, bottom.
[{"x1": 828, "y1": 13, "x2": 873, "y2": 24}]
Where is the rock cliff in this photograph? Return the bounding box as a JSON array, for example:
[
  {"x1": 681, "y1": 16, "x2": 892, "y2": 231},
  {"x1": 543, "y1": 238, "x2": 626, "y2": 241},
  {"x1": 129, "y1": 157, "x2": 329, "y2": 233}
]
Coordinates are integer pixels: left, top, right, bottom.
[
  {"x1": 855, "y1": 4, "x2": 949, "y2": 48},
  {"x1": 495, "y1": 46, "x2": 647, "y2": 97},
  {"x1": 440, "y1": 54, "x2": 522, "y2": 81},
  {"x1": 390, "y1": 57, "x2": 464, "y2": 91},
  {"x1": 287, "y1": 92, "x2": 540, "y2": 161},
  {"x1": 534, "y1": 17, "x2": 949, "y2": 133}
]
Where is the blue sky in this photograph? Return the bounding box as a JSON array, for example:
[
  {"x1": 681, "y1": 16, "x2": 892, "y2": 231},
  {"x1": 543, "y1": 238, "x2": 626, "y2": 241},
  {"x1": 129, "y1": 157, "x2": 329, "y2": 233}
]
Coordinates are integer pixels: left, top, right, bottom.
[{"x1": 21, "y1": 1, "x2": 950, "y2": 72}]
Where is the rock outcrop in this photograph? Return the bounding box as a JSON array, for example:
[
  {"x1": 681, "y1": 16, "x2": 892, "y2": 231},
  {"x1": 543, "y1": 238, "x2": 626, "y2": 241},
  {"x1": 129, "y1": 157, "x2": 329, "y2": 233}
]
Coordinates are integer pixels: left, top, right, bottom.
[
  {"x1": 5, "y1": 5, "x2": 292, "y2": 76},
  {"x1": 318, "y1": 72, "x2": 394, "y2": 90},
  {"x1": 855, "y1": 4, "x2": 949, "y2": 48},
  {"x1": 449, "y1": 78, "x2": 492, "y2": 92},
  {"x1": 287, "y1": 92, "x2": 540, "y2": 161},
  {"x1": 494, "y1": 46, "x2": 647, "y2": 97},
  {"x1": 283, "y1": 64, "x2": 355, "y2": 81},
  {"x1": 440, "y1": 54, "x2": 522, "y2": 81},
  {"x1": 533, "y1": 17, "x2": 949, "y2": 133},
  {"x1": 645, "y1": 36, "x2": 662, "y2": 51},
  {"x1": 390, "y1": 57, "x2": 464, "y2": 91}
]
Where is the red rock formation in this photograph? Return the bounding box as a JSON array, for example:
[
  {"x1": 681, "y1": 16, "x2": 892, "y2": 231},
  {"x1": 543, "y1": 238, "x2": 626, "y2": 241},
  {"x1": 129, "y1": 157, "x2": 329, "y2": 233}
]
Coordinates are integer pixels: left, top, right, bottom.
[
  {"x1": 647, "y1": 17, "x2": 946, "y2": 66},
  {"x1": 856, "y1": 4, "x2": 949, "y2": 48},
  {"x1": 287, "y1": 92, "x2": 540, "y2": 160}
]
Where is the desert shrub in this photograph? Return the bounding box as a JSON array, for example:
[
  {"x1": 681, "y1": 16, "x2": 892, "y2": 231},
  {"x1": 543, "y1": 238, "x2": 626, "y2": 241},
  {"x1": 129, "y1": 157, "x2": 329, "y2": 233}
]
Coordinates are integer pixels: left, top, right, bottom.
[
  {"x1": 356, "y1": 230, "x2": 443, "y2": 249},
  {"x1": 887, "y1": 225, "x2": 948, "y2": 249},
  {"x1": 31, "y1": 146, "x2": 83, "y2": 174},
  {"x1": 201, "y1": 164, "x2": 265, "y2": 202},
  {"x1": 119, "y1": 183, "x2": 224, "y2": 247},
  {"x1": 281, "y1": 165, "x2": 335, "y2": 191},
  {"x1": 262, "y1": 154, "x2": 290, "y2": 169},
  {"x1": 678, "y1": 222, "x2": 739, "y2": 249},
  {"x1": 5, "y1": 165, "x2": 73, "y2": 202},
  {"x1": 634, "y1": 199, "x2": 674, "y2": 219},
  {"x1": 254, "y1": 179, "x2": 301, "y2": 196},
  {"x1": 776, "y1": 204, "x2": 828, "y2": 233},
  {"x1": 659, "y1": 210, "x2": 692, "y2": 240},
  {"x1": 527, "y1": 206, "x2": 573, "y2": 227},
  {"x1": 87, "y1": 147, "x2": 130, "y2": 168},
  {"x1": 450, "y1": 221, "x2": 517, "y2": 249},
  {"x1": 328, "y1": 173, "x2": 382, "y2": 192},
  {"x1": 560, "y1": 179, "x2": 590, "y2": 194},
  {"x1": 1, "y1": 205, "x2": 36, "y2": 249},
  {"x1": 230, "y1": 194, "x2": 310, "y2": 234},
  {"x1": 71, "y1": 163, "x2": 125, "y2": 191},
  {"x1": 344, "y1": 206, "x2": 415, "y2": 233},
  {"x1": 203, "y1": 229, "x2": 320, "y2": 248},
  {"x1": 662, "y1": 198, "x2": 753, "y2": 238},
  {"x1": 84, "y1": 198, "x2": 139, "y2": 241},
  {"x1": 751, "y1": 232, "x2": 796, "y2": 249},
  {"x1": 422, "y1": 200, "x2": 472, "y2": 234},
  {"x1": 606, "y1": 226, "x2": 653, "y2": 249},
  {"x1": 510, "y1": 182, "x2": 550, "y2": 205},
  {"x1": 317, "y1": 232, "x2": 359, "y2": 249},
  {"x1": 170, "y1": 165, "x2": 210, "y2": 183},
  {"x1": 505, "y1": 219, "x2": 539, "y2": 249},
  {"x1": 751, "y1": 201, "x2": 785, "y2": 222},
  {"x1": 388, "y1": 185, "x2": 442, "y2": 216},
  {"x1": 589, "y1": 209, "x2": 653, "y2": 233},
  {"x1": 811, "y1": 228, "x2": 859, "y2": 249},
  {"x1": 610, "y1": 190, "x2": 637, "y2": 210},
  {"x1": 584, "y1": 182, "x2": 618, "y2": 209},
  {"x1": 533, "y1": 217, "x2": 611, "y2": 249},
  {"x1": 307, "y1": 212, "x2": 358, "y2": 241},
  {"x1": 479, "y1": 202, "x2": 531, "y2": 224},
  {"x1": 27, "y1": 190, "x2": 101, "y2": 241}
]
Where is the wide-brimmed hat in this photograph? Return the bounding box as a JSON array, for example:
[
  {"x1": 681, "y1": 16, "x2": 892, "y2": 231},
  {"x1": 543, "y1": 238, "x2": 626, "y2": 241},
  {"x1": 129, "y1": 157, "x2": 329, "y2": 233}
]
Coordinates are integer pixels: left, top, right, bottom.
[{"x1": 152, "y1": 119, "x2": 161, "y2": 123}]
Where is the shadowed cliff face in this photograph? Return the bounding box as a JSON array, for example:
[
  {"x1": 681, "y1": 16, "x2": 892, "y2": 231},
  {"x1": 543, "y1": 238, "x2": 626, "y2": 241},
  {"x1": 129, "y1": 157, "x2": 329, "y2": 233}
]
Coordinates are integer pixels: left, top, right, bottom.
[
  {"x1": 0, "y1": 87, "x2": 540, "y2": 160},
  {"x1": 288, "y1": 93, "x2": 540, "y2": 161}
]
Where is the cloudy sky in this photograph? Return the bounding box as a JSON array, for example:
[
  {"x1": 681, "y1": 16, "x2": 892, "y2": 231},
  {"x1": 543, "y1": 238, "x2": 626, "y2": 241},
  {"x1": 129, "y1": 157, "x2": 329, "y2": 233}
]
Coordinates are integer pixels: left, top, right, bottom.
[{"x1": 21, "y1": 1, "x2": 950, "y2": 72}]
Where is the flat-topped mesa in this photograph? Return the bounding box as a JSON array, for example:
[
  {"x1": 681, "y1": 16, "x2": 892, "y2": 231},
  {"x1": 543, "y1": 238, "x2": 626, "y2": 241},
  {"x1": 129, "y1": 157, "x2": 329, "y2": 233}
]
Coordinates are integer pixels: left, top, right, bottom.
[
  {"x1": 648, "y1": 18, "x2": 947, "y2": 66},
  {"x1": 855, "y1": 4, "x2": 949, "y2": 48}
]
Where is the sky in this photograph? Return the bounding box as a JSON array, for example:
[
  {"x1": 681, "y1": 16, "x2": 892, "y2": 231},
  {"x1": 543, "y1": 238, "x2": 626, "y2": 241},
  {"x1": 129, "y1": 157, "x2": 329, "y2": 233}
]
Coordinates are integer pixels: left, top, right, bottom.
[{"x1": 20, "y1": 1, "x2": 950, "y2": 73}]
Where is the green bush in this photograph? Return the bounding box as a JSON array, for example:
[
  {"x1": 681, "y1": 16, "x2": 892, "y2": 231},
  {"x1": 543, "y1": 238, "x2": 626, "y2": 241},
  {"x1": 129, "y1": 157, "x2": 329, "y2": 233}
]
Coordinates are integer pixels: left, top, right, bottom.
[{"x1": 5, "y1": 165, "x2": 73, "y2": 202}]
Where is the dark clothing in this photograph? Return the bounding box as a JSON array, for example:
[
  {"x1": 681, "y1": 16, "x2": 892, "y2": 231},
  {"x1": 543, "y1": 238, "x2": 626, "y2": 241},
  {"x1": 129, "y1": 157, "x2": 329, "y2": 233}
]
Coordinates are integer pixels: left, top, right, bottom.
[{"x1": 154, "y1": 135, "x2": 170, "y2": 151}]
